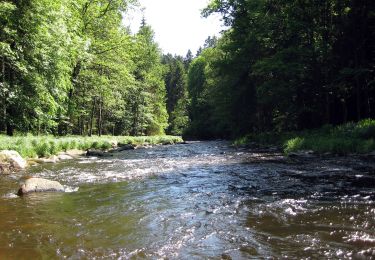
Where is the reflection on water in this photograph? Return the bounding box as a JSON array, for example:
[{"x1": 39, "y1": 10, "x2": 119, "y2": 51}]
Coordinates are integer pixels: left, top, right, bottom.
[{"x1": 0, "y1": 141, "x2": 374, "y2": 258}]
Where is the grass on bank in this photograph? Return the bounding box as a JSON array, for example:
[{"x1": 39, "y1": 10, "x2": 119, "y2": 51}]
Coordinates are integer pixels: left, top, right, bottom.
[
  {"x1": 234, "y1": 119, "x2": 375, "y2": 155},
  {"x1": 0, "y1": 135, "x2": 183, "y2": 159}
]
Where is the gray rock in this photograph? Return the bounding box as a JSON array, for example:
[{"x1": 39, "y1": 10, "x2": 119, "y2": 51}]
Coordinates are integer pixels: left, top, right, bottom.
[
  {"x1": 34, "y1": 155, "x2": 59, "y2": 163},
  {"x1": 288, "y1": 150, "x2": 315, "y2": 158},
  {"x1": 110, "y1": 140, "x2": 118, "y2": 148},
  {"x1": 117, "y1": 144, "x2": 136, "y2": 150},
  {"x1": 0, "y1": 150, "x2": 27, "y2": 169},
  {"x1": 57, "y1": 154, "x2": 74, "y2": 160},
  {"x1": 0, "y1": 163, "x2": 11, "y2": 174},
  {"x1": 109, "y1": 144, "x2": 137, "y2": 153},
  {"x1": 86, "y1": 149, "x2": 113, "y2": 157},
  {"x1": 18, "y1": 178, "x2": 65, "y2": 195},
  {"x1": 64, "y1": 149, "x2": 86, "y2": 157}
]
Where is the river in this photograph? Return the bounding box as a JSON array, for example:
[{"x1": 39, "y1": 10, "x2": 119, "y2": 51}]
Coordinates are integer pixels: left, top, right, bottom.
[{"x1": 0, "y1": 141, "x2": 374, "y2": 259}]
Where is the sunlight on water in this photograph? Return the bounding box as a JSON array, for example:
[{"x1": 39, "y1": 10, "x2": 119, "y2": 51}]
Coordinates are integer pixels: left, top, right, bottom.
[{"x1": 0, "y1": 141, "x2": 374, "y2": 258}]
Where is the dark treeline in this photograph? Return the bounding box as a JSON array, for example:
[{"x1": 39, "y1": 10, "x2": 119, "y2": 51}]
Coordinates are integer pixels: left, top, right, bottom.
[
  {"x1": 1, "y1": 0, "x2": 168, "y2": 136},
  {"x1": 184, "y1": 0, "x2": 375, "y2": 139},
  {"x1": 161, "y1": 52, "x2": 191, "y2": 135}
]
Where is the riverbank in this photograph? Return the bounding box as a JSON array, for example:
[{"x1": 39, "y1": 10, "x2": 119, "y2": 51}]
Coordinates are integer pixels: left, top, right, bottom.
[
  {"x1": 234, "y1": 119, "x2": 375, "y2": 155},
  {"x1": 0, "y1": 135, "x2": 183, "y2": 174}
]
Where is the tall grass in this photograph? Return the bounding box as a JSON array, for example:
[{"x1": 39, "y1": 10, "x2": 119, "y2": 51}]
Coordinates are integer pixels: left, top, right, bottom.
[
  {"x1": 235, "y1": 119, "x2": 375, "y2": 155},
  {"x1": 0, "y1": 135, "x2": 183, "y2": 158}
]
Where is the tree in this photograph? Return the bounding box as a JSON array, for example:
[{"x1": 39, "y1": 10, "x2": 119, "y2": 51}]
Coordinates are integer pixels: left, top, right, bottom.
[
  {"x1": 183, "y1": 49, "x2": 193, "y2": 70},
  {"x1": 162, "y1": 54, "x2": 189, "y2": 135},
  {"x1": 182, "y1": 0, "x2": 375, "y2": 138}
]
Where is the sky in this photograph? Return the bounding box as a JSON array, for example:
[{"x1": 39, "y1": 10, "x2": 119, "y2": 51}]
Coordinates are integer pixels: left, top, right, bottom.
[{"x1": 123, "y1": 0, "x2": 225, "y2": 56}]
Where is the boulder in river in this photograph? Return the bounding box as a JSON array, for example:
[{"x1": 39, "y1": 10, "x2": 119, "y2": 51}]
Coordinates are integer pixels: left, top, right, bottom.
[
  {"x1": 0, "y1": 150, "x2": 27, "y2": 170},
  {"x1": 0, "y1": 163, "x2": 11, "y2": 174},
  {"x1": 117, "y1": 144, "x2": 136, "y2": 150},
  {"x1": 34, "y1": 155, "x2": 59, "y2": 164},
  {"x1": 18, "y1": 177, "x2": 65, "y2": 195},
  {"x1": 110, "y1": 140, "x2": 118, "y2": 148},
  {"x1": 109, "y1": 144, "x2": 136, "y2": 153},
  {"x1": 57, "y1": 154, "x2": 74, "y2": 160},
  {"x1": 64, "y1": 149, "x2": 86, "y2": 157},
  {"x1": 86, "y1": 149, "x2": 111, "y2": 157}
]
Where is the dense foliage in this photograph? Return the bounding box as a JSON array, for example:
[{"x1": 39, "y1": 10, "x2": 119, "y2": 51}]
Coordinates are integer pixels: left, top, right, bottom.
[
  {"x1": 1, "y1": 0, "x2": 374, "y2": 143},
  {"x1": 162, "y1": 53, "x2": 190, "y2": 135},
  {"x1": 184, "y1": 0, "x2": 375, "y2": 139},
  {"x1": 0, "y1": 0, "x2": 167, "y2": 136}
]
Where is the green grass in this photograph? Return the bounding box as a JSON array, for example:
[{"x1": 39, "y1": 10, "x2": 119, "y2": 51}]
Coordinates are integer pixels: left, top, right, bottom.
[
  {"x1": 0, "y1": 135, "x2": 183, "y2": 159},
  {"x1": 234, "y1": 119, "x2": 375, "y2": 155}
]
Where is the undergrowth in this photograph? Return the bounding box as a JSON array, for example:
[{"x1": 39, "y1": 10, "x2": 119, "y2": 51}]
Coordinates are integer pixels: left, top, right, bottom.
[
  {"x1": 234, "y1": 119, "x2": 375, "y2": 155},
  {"x1": 0, "y1": 135, "x2": 183, "y2": 158}
]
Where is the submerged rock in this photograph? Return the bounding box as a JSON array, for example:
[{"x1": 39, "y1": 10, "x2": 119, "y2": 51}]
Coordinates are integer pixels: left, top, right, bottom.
[
  {"x1": 18, "y1": 177, "x2": 65, "y2": 195},
  {"x1": 27, "y1": 160, "x2": 39, "y2": 167},
  {"x1": 34, "y1": 155, "x2": 59, "y2": 164},
  {"x1": 288, "y1": 150, "x2": 315, "y2": 158},
  {"x1": 0, "y1": 150, "x2": 27, "y2": 170}
]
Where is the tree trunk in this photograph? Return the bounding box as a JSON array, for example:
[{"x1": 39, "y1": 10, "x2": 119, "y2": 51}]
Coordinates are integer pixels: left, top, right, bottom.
[
  {"x1": 89, "y1": 97, "x2": 96, "y2": 137},
  {"x1": 355, "y1": 54, "x2": 361, "y2": 121},
  {"x1": 97, "y1": 97, "x2": 103, "y2": 136},
  {"x1": 1, "y1": 57, "x2": 6, "y2": 132},
  {"x1": 6, "y1": 122, "x2": 13, "y2": 136},
  {"x1": 325, "y1": 92, "x2": 330, "y2": 124},
  {"x1": 364, "y1": 82, "x2": 371, "y2": 118},
  {"x1": 6, "y1": 69, "x2": 14, "y2": 136},
  {"x1": 342, "y1": 99, "x2": 348, "y2": 124}
]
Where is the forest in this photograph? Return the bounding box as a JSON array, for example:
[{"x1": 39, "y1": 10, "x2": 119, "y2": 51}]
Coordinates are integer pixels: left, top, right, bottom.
[
  {"x1": 1, "y1": 0, "x2": 375, "y2": 142},
  {"x1": 1, "y1": 0, "x2": 167, "y2": 137}
]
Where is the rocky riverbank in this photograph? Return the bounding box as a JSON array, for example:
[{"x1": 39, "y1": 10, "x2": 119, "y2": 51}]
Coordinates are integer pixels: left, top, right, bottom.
[
  {"x1": 0, "y1": 136, "x2": 186, "y2": 175},
  {"x1": 0, "y1": 140, "x2": 187, "y2": 195}
]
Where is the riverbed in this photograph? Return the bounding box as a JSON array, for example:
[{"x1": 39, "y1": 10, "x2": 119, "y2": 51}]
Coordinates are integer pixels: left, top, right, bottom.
[{"x1": 0, "y1": 141, "x2": 374, "y2": 258}]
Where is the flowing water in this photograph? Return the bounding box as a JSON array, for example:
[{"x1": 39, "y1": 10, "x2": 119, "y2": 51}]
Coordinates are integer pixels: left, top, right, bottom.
[{"x1": 0, "y1": 141, "x2": 374, "y2": 259}]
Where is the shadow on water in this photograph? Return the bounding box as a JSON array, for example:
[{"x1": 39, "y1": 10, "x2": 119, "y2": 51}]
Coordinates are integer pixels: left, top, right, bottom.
[{"x1": 0, "y1": 141, "x2": 374, "y2": 258}]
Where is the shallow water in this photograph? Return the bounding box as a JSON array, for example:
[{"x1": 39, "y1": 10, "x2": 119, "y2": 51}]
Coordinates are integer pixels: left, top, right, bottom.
[{"x1": 0, "y1": 141, "x2": 374, "y2": 259}]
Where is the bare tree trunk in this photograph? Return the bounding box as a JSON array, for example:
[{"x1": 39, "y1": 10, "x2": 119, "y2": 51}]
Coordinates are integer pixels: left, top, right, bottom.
[
  {"x1": 342, "y1": 99, "x2": 348, "y2": 123},
  {"x1": 355, "y1": 54, "x2": 361, "y2": 121},
  {"x1": 37, "y1": 119, "x2": 40, "y2": 136},
  {"x1": 80, "y1": 116, "x2": 84, "y2": 136},
  {"x1": 364, "y1": 82, "x2": 371, "y2": 118},
  {"x1": 89, "y1": 96, "x2": 96, "y2": 137},
  {"x1": 325, "y1": 93, "x2": 330, "y2": 124},
  {"x1": 97, "y1": 96, "x2": 103, "y2": 136},
  {"x1": 1, "y1": 57, "x2": 6, "y2": 133},
  {"x1": 6, "y1": 69, "x2": 14, "y2": 136}
]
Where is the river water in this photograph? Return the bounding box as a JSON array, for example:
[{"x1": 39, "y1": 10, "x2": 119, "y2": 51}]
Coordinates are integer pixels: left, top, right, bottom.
[{"x1": 0, "y1": 141, "x2": 374, "y2": 259}]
